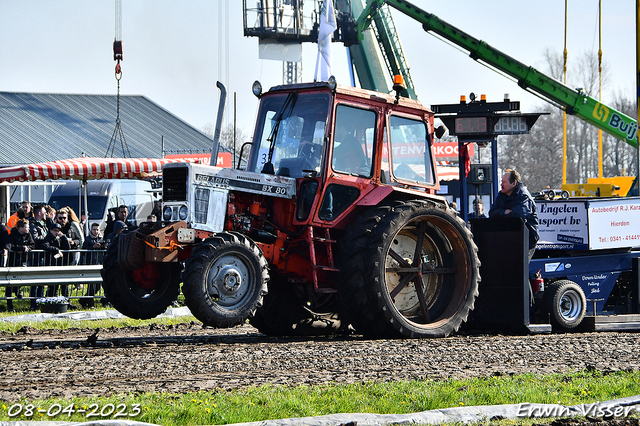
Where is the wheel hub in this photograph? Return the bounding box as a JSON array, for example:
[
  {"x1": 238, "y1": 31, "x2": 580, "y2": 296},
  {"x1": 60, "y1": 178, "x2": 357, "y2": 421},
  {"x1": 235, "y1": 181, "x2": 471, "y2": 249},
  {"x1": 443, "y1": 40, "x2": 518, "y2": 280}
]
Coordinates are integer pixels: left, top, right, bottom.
[
  {"x1": 207, "y1": 254, "x2": 251, "y2": 306},
  {"x1": 386, "y1": 234, "x2": 430, "y2": 314},
  {"x1": 222, "y1": 267, "x2": 242, "y2": 292},
  {"x1": 560, "y1": 290, "x2": 581, "y2": 320}
]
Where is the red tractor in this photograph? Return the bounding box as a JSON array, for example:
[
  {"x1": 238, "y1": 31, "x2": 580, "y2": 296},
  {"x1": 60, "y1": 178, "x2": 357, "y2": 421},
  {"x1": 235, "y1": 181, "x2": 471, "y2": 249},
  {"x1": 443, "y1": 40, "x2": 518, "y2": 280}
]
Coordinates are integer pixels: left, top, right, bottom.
[{"x1": 102, "y1": 78, "x2": 480, "y2": 338}]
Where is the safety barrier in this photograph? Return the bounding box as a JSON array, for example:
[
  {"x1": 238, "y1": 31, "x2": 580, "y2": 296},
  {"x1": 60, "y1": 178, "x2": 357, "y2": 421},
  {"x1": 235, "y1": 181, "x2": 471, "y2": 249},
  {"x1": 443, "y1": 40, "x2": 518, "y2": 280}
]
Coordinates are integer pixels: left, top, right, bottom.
[{"x1": 0, "y1": 249, "x2": 106, "y2": 305}]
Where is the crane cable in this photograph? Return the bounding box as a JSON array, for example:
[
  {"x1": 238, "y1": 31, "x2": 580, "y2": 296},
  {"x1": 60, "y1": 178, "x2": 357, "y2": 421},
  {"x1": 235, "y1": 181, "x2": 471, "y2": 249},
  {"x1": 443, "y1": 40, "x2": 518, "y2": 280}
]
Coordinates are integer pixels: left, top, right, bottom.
[
  {"x1": 598, "y1": 0, "x2": 603, "y2": 179},
  {"x1": 562, "y1": 0, "x2": 568, "y2": 185},
  {"x1": 106, "y1": 0, "x2": 131, "y2": 158}
]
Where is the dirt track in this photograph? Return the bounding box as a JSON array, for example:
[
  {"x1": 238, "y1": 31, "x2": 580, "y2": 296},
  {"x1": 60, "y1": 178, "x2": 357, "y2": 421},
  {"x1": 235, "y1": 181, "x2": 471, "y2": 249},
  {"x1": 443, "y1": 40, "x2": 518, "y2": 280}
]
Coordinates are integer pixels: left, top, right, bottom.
[{"x1": 0, "y1": 322, "x2": 639, "y2": 403}]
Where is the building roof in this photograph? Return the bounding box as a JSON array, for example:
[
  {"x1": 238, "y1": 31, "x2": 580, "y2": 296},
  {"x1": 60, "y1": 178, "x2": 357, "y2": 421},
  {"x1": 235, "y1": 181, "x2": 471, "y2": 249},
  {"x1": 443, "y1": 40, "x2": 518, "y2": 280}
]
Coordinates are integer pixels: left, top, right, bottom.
[{"x1": 0, "y1": 92, "x2": 224, "y2": 165}]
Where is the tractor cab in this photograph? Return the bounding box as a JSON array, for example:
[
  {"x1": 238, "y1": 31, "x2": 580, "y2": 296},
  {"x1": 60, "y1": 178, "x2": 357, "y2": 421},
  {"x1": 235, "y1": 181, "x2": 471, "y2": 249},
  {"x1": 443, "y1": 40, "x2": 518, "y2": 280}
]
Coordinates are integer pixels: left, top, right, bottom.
[{"x1": 248, "y1": 79, "x2": 440, "y2": 227}]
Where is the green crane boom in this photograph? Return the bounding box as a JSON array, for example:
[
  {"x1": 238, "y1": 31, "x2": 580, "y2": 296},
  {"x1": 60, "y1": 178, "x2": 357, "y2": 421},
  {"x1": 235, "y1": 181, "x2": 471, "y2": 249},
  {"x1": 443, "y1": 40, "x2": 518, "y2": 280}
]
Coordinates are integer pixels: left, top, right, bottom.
[
  {"x1": 339, "y1": 0, "x2": 417, "y2": 99},
  {"x1": 356, "y1": 0, "x2": 638, "y2": 148}
]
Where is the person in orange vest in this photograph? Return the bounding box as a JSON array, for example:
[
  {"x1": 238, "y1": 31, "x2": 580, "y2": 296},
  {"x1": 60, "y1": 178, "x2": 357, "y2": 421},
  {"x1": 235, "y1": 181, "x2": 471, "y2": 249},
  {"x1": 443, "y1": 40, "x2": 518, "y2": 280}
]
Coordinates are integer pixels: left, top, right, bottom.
[{"x1": 6, "y1": 201, "x2": 32, "y2": 233}]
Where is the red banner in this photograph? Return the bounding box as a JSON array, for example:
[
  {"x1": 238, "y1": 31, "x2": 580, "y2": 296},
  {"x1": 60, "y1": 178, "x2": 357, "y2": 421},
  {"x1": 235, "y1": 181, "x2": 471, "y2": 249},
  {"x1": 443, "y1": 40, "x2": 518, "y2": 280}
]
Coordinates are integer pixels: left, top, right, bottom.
[
  {"x1": 165, "y1": 152, "x2": 232, "y2": 168},
  {"x1": 432, "y1": 142, "x2": 474, "y2": 160}
]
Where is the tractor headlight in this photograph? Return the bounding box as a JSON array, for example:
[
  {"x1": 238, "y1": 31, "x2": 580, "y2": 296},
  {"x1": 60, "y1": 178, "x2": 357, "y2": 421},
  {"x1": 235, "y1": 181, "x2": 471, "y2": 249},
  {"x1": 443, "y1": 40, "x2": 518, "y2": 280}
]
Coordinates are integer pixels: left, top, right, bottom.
[
  {"x1": 163, "y1": 206, "x2": 173, "y2": 221},
  {"x1": 327, "y1": 75, "x2": 337, "y2": 91},
  {"x1": 179, "y1": 205, "x2": 188, "y2": 220},
  {"x1": 252, "y1": 80, "x2": 262, "y2": 98}
]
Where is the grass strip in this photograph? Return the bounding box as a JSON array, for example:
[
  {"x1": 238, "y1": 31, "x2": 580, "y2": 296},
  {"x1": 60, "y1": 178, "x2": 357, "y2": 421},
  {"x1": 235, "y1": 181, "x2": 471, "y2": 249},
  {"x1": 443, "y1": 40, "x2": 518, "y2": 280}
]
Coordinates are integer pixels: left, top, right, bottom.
[
  {"x1": 0, "y1": 314, "x2": 198, "y2": 333},
  {"x1": 1, "y1": 369, "x2": 638, "y2": 425}
]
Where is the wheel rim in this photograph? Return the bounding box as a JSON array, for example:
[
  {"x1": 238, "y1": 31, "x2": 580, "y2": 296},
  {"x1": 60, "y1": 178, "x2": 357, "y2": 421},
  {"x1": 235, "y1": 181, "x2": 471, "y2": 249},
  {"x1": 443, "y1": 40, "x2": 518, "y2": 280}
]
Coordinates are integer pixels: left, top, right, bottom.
[
  {"x1": 384, "y1": 215, "x2": 471, "y2": 329},
  {"x1": 130, "y1": 263, "x2": 167, "y2": 298},
  {"x1": 206, "y1": 251, "x2": 255, "y2": 309},
  {"x1": 559, "y1": 289, "x2": 583, "y2": 321}
]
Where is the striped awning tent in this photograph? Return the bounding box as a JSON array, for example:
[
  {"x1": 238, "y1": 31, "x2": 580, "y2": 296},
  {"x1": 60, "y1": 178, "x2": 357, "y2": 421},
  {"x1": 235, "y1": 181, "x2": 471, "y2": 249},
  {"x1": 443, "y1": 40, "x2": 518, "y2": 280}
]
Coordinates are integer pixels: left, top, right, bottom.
[{"x1": 0, "y1": 157, "x2": 193, "y2": 183}]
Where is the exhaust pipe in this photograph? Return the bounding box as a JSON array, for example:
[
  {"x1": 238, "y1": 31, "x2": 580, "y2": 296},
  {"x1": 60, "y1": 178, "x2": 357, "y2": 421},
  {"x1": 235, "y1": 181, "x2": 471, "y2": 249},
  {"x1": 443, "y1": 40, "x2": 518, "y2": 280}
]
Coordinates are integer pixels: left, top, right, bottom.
[{"x1": 210, "y1": 81, "x2": 227, "y2": 166}]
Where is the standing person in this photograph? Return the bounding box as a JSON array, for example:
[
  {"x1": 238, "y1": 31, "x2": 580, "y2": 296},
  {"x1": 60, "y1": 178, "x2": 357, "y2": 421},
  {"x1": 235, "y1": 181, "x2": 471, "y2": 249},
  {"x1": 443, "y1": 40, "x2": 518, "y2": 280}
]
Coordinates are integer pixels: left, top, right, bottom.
[
  {"x1": 20, "y1": 201, "x2": 33, "y2": 219},
  {"x1": 28, "y1": 206, "x2": 48, "y2": 309},
  {"x1": 105, "y1": 220, "x2": 128, "y2": 247},
  {"x1": 104, "y1": 205, "x2": 133, "y2": 236},
  {"x1": 44, "y1": 205, "x2": 56, "y2": 230},
  {"x1": 43, "y1": 223, "x2": 71, "y2": 298},
  {"x1": 56, "y1": 207, "x2": 84, "y2": 265},
  {"x1": 151, "y1": 199, "x2": 162, "y2": 222},
  {"x1": 6, "y1": 209, "x2": 25, "y2": 234},
  {"x1": 7, "y1": 201, "x2": 33, "y2": 231},
  {"x1": 7, "y1": 219, "x2": 34, "y2": 311},
  {"x1": 84, "y1": 223, "x2": 106, "y2": 252},
  {"x1": 489, "y1": 169, "x2": 540, "y2": 261},
  {"x1": 80, "y1": 223, "x2": 106, "y2": 308},
  {"x1": 0, "y1": 224, "x2": 9, "y2": 267},
  {"x1": 467, "y1": 198, "x2": 487, "y2": 220},
  {"x1": 29, "y1": 206, "x2": 49, "y2": 252}
]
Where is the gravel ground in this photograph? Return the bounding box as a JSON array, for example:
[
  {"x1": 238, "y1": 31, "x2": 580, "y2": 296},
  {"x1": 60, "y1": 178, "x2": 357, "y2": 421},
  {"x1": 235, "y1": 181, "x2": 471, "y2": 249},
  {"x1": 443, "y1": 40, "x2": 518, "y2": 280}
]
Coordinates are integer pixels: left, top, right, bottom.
[{"x1": 0, "y1": 323, "x2": 639, "y2": 402}]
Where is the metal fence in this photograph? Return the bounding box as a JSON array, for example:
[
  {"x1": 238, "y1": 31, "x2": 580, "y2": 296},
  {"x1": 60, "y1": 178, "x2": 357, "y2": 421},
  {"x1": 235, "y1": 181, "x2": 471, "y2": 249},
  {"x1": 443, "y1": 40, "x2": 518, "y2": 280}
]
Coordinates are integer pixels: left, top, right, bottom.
[{"x1": 0, "y1": 249, "x2": 106, "y2": 307}]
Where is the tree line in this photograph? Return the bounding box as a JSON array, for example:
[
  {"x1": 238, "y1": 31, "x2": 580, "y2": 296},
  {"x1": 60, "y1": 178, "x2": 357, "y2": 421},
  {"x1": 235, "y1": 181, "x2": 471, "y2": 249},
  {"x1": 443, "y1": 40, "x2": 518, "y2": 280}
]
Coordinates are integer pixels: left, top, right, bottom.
[{"x1": 498, "y1": 49, "x2": 637, "y2": 193}]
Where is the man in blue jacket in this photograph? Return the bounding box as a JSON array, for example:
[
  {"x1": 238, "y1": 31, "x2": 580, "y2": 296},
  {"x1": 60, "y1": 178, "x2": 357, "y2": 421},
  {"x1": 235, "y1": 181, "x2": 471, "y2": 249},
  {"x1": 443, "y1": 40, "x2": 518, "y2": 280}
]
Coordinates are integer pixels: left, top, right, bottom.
[{"x1": 489, "y1": 169, "x2": 540, "y2": 261}]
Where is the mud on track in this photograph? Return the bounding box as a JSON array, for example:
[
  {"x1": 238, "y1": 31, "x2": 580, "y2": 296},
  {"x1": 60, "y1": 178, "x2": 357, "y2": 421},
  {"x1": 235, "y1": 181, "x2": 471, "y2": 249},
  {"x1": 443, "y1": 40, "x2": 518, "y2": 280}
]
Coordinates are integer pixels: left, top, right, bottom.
[{"x1": 0, "y1": 323, "x2": 639, "y2": 402}]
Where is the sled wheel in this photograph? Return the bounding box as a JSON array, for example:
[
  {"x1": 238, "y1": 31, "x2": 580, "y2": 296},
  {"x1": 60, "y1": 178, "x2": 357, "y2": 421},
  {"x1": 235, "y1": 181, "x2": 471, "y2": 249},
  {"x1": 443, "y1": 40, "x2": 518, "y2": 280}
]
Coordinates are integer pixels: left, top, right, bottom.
[
  {"x1": 101, "y1": 234, "x2": 181, "y2": 319},
  {"x1": 544, "y1": 280, "x2": 586, "y2": 330},
  {"x1": 338, "y1": 200, "x2": 480, "y2": 338},
  {"x1": 250, "y1": 274, "x2": 341, "y2": 336},
  {"x1": 182, "y1": 232, "x2": 269, "y2": 328}
]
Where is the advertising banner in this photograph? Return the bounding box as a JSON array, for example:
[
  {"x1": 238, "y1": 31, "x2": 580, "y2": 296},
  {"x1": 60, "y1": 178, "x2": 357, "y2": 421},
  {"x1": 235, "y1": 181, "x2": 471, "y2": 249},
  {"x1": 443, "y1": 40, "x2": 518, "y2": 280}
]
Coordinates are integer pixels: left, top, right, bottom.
[
  {"x1": 536, "y1": 200, "x2": 589, "y2": 250},
  {"x1": 431, "y1": 142, "x2": 475, "y2": 160},
  {"x1": 588, "y1": 197, "x2": 640, "y2": 249}
]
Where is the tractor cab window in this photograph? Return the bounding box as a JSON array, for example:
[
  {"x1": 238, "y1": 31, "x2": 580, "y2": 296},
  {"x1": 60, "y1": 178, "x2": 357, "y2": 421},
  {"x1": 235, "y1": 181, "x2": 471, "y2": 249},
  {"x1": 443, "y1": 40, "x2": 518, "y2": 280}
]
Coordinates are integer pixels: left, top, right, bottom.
[
  {"x1": 388, "y1": 115, "x2": 435, "y2": 184},
  {"x1": 331, "y1": 105, "x2": 376, "y2": 177},
  {"x1": 251, "y1": 92, "x2": 330, "y2": 177}
]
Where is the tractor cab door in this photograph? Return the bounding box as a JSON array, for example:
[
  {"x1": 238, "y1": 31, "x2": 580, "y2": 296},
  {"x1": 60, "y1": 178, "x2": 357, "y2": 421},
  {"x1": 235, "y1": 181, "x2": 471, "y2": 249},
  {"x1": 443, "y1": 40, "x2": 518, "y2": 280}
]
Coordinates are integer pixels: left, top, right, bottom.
[
  {"x1": 308, "y1": 102, "x2": 382, "y2": 226},
  {"x1": 382, "y1": 113, "x2": 437, "y2": 187}
]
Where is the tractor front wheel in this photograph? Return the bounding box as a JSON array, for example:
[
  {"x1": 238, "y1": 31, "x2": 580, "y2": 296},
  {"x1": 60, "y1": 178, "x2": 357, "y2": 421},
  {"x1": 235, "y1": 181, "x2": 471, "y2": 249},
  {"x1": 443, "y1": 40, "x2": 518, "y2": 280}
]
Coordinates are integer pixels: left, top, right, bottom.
[{"x1": 182, "y1": 232, "x2": 269, "y2": 328}]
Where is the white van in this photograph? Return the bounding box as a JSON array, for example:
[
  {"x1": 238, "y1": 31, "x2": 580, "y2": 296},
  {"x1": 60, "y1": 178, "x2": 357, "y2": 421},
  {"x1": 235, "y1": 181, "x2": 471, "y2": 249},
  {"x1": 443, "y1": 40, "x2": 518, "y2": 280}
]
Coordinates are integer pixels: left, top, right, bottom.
[{"x1": 48, "y1": 179, "x2": 155, "y2": 231}]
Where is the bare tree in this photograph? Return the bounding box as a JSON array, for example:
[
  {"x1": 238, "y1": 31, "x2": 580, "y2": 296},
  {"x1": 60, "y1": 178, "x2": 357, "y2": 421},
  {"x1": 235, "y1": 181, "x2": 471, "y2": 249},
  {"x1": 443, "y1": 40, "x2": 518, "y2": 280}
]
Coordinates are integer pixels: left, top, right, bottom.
[
  {"x1": 201, "y1": 123, "x2": 251, "y2": 168},
  {"x1": 498, "y1": 49, "x2": 631, "y2": 192}
]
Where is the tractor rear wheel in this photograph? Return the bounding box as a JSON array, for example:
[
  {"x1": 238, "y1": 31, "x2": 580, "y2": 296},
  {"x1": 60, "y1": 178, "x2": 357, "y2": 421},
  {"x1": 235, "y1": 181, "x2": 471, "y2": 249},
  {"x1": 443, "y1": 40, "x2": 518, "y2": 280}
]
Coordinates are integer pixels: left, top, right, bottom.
[
  {"x1": 182, "y1": 232, "x2": 269, "y2": 328},
  {"x1": 101, "y1": 234, "x2": 181, "y2": 319},
  {"x1": 338, "y1": 200, "x2": 480, "y2": 338}
]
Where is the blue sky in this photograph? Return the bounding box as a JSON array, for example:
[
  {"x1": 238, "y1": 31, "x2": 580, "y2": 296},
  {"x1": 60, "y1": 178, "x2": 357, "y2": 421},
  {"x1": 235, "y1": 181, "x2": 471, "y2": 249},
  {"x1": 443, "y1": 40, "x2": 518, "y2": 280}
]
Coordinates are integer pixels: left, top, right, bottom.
[{"x1": 1, "y1": 0, "x2": 635, "y2": 139}]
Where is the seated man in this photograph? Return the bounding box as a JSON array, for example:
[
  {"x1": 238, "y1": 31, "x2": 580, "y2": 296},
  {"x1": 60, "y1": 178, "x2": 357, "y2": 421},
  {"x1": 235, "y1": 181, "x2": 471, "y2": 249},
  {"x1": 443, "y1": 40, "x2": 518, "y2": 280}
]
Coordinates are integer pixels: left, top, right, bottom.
[{"x1": 332, "y1": 122, "x2": 368, "y2": 175}]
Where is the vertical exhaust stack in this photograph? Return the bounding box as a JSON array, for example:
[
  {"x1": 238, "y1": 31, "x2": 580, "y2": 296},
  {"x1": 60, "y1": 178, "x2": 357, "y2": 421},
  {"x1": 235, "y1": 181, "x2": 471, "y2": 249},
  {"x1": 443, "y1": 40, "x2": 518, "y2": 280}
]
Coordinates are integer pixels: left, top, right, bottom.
[{"x1": 210, "y1": 81, "x2": 227, "y2": 166}]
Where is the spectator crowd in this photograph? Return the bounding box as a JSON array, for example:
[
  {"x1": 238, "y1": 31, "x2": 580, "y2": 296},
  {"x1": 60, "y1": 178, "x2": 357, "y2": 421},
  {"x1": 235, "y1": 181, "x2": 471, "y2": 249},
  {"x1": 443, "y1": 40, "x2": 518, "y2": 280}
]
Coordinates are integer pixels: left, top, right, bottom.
[{"x1": 0, "y1": 201, "x2": 137, "y2": 312}]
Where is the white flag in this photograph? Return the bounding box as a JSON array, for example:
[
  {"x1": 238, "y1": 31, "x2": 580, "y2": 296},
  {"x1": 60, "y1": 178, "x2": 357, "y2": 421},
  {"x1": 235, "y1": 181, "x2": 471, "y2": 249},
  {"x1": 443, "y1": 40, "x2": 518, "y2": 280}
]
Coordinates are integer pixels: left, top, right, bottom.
[{"x1": 314, "y1": 0, "x2": 337, "y2": 82}]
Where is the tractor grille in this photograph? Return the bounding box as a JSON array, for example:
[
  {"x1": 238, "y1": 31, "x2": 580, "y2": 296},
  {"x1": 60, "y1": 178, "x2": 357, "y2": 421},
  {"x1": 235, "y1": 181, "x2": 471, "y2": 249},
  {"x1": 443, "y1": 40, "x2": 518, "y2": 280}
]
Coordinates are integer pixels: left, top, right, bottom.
[
  {"x1": 163, "y1": 167, "x2": 189, "y2": 202},
  {"x1": 194, "y1": 188, "x2": 210, "y2": 223}
]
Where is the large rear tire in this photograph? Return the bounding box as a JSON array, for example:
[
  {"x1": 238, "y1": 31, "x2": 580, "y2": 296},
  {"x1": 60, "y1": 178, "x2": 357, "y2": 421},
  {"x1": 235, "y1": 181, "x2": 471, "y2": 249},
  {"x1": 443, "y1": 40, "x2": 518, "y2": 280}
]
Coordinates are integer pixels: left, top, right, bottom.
[
  {"x1": 338, "y1": 200, "x2": 480, "y2": 338},
  {"x1": 101, "y1": 234, "x2": 181, "y2": 319},
  {"x1": 182, "y1": 232, "x2": 269, "y2": 328}
]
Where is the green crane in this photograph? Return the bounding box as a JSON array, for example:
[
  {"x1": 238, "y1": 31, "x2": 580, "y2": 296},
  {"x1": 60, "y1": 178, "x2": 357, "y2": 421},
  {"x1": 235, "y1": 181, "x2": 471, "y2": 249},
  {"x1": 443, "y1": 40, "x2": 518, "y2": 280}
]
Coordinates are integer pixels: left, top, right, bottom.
[
  {"x1": 336, "y1": 0, "x2": 417, "y2": 99},
  {"x1": 356, "y1": 0, "x2": 638, "y2": 148}
]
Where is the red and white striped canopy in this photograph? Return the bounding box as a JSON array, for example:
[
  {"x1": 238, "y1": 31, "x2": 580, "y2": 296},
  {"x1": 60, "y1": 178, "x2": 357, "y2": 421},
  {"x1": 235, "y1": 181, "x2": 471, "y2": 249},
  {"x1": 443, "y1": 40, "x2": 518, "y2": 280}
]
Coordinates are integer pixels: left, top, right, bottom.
[{"x1": 0, "y1": 157, "x2": 192, "y2": 183}]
